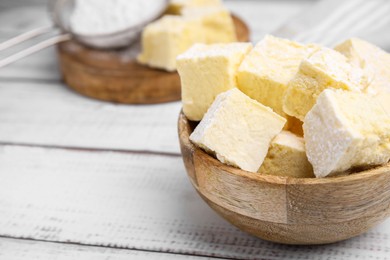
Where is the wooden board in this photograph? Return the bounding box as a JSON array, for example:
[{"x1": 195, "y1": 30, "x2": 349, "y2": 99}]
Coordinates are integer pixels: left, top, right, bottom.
[
  {"x1": 0, "y1": 144, "x2": 390, "y2": 259},
  {"x1": 0, "y1": 238, "x2": 214, "y2": 260},
  {"x1": 3, "y1": 0, "x2": 390, "y2": 258},
  {"x1": 57, "y1": 15, "x2": 250, "y2": 104},
  {"x1": 0, "y1": 81, "x2": 181, "y2": 154}
]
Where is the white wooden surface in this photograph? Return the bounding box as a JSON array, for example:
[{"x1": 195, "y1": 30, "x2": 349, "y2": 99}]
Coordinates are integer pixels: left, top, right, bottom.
[
  {"x1": 0, "y1": 238, "x2": 216, "y2": 260},
  {"x1": 274, "y1": 0, "x2": 390, "y2": 49},
  {"x1": 0, "y1": 81, "x2": 182, "y2": 154},
  {"x1": 1, "y1": 0, "x2": 390, "y2": 259},
  {"x1": 0, "y1": 145, "x2": 389, "y2": 259}
]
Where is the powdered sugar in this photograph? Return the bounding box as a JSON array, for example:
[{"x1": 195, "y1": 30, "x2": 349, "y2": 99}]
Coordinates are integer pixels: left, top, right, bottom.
[{"x1": 70, "y1": 0, "x2": 167, "y2": 36}]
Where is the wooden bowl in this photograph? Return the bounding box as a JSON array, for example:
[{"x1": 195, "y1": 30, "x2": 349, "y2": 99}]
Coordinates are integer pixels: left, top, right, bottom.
[
  {"x1": 178, "y1": 111, "x2": 390, "y2": 245},
  {"x1": 57, "y1": 15, "x2": 250, "y2": 104}
]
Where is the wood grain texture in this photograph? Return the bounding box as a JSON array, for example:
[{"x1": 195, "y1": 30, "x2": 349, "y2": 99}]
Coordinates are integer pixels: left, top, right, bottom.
[
  {"x1": 0, "y1": 32, "x2": 60, "y2": 81},
  {"x1": 194, "y1": 152, "x2": 288, "y2": 223},
  {"x1": 0, "y1": 82, "x2": 181, "y2": 154},
  {"x1": 3, "y1": 0, "x2": 390, "y2": 258},
  {"x1": 57, "y1": 15, "x2": 249, "y2": 104},
  {"x1": 202, "y1": 194, "x2": 390, "y2": 246},
  {"x1": 1, "y1": 144, "x2": 390, "y2": 259},
  {"x1": 0, "y1": 145, "x2": 243, "y2": 258},
  {"x1": 0, "y1": 238, "x2": 214, "y2": 260},
  {"x1": 178, "y1": 112, "x2": 390, "y2": 245},
  {"x1": 274, "y1": 0, "x2": 390, "y2": 49},
  {"x1": 57, "y1": 41, "x2": 182, "y2": 104}
]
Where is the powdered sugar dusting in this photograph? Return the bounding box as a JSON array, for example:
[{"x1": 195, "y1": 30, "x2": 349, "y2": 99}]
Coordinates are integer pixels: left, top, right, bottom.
[
  {"x1": 177, "y1": 43, "x2": 252, "y2": 60},
  {"x1": 70, "y1": 0, "x2": 167, "y2": 35}
]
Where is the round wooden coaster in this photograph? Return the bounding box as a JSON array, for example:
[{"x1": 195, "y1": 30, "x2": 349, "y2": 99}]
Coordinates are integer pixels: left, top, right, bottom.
[{"x1": 57, "y1": 15, "x2": 250, "y2": 104}]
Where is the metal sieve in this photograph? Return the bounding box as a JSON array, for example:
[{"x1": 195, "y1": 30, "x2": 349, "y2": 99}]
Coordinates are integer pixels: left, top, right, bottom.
[{"x1": 0, "y1": 0, "x2": 168, "y2": 67}]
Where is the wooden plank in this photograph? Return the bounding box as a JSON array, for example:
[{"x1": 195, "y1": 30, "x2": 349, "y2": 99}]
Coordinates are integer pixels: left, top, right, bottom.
[
  {"x1": 0, "y1": 0, "x2": 45, "y2": 8},
  {"x1": 0, "y1": 238, "x2": 215, "y2": 260},
  {"x1": 0, "y1": 5, "x2": 50, "y2": 33},
  {"x1": 224, "y1": 0, "x2": 312, "y2": 42},
  {"x1": 273, "y1": 0, "x2": 390, "y2": 49},
  {"x1": 0, "y1": 32, "x2": 61, "y2": 81},
  {"x1": 0, "y1": 81, "x2": 181, "y2": 154},
  {"x1": 0, "y1": 145, "x2": 389, "y2": 259}
]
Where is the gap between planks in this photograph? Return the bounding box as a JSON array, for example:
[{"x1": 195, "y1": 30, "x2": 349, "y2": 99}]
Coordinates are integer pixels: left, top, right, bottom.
[
  {"x1": 0, "y1": 235, "x2": 235, "y2": 260},
  {"x1": 0, "y1": 142, "x2": 181, "y2": 158},
  {"x1": 0, "y1": 77, "x2": 61, "y2": 84},
  {"x1": 0, "y1": 80, "x2": 182, "y2": 154}
]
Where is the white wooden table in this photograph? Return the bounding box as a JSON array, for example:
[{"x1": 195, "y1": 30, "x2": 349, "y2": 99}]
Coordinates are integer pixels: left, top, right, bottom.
[{"x1": 1, "y1": 0, "x2": 390, "y2": 259}]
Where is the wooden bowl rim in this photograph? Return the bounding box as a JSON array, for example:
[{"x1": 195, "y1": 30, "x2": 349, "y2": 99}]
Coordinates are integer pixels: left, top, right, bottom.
[{"x1": 178, "y1": 110, "x2": 390, "y2": 185}]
